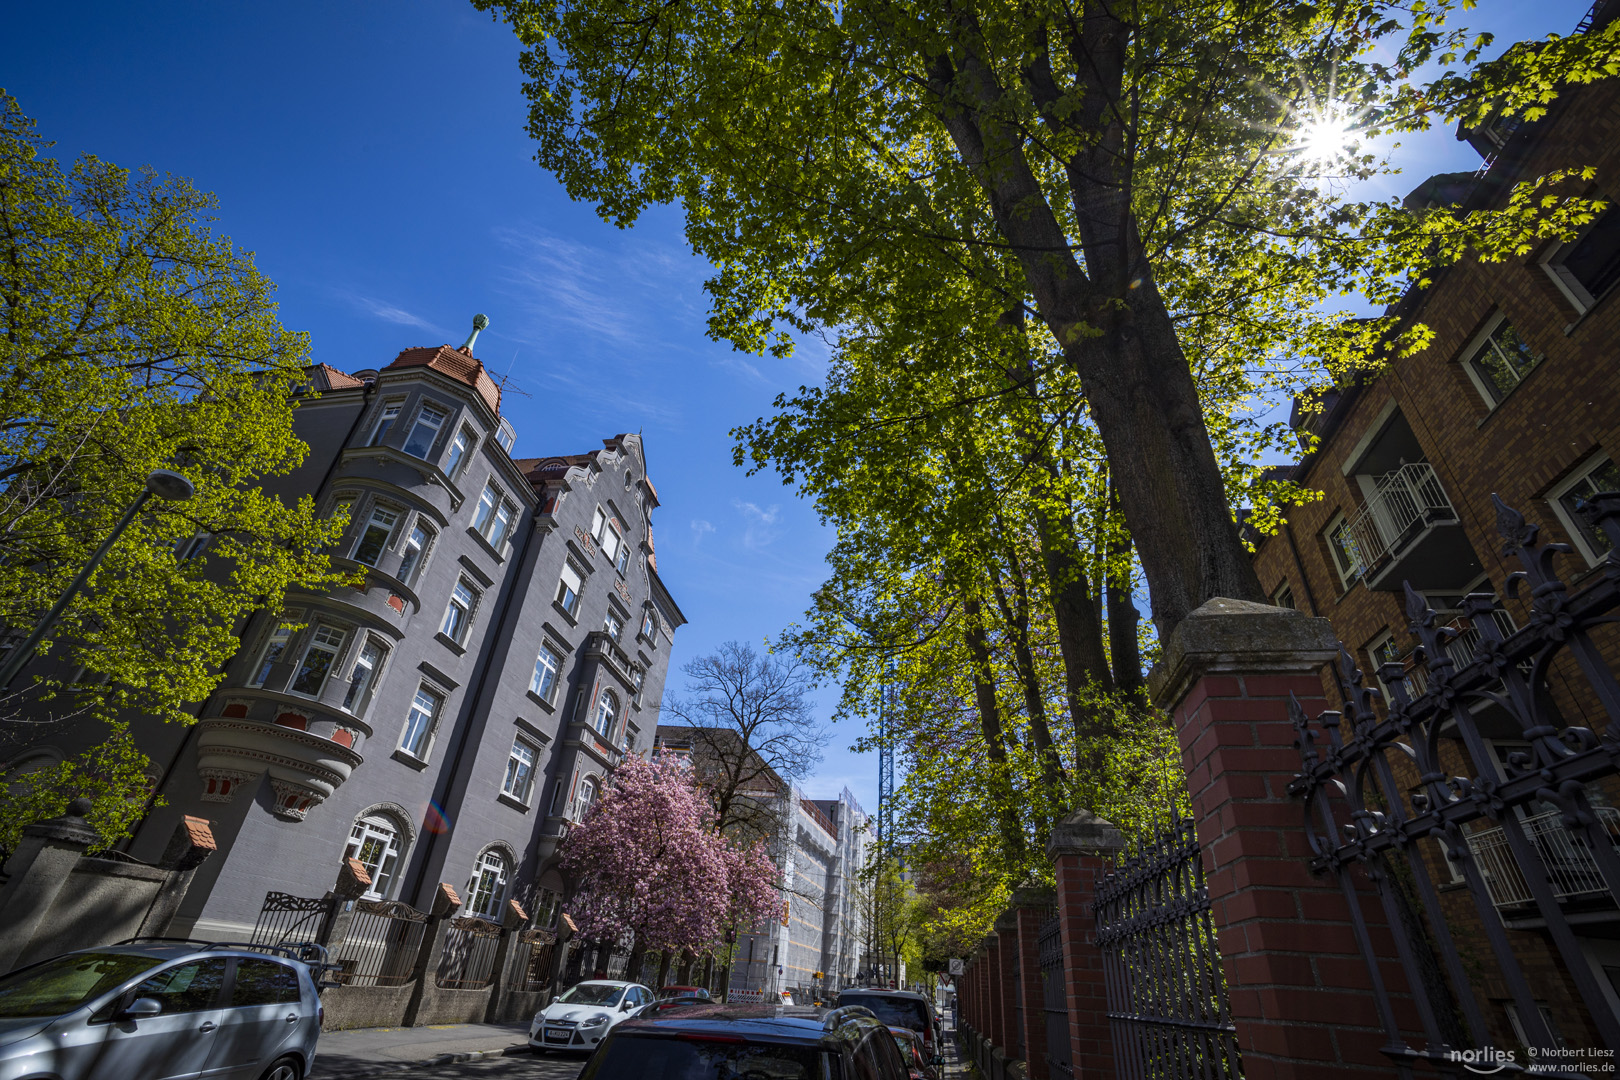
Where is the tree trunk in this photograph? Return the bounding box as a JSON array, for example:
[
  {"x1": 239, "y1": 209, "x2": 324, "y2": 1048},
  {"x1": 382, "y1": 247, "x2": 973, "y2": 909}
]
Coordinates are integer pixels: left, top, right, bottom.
[
  {"x1": 926, "y1": 31, "x2": 1265, "y2": 637},
  {"x1": 1105, "y1": 486, "x2": 1147, "y2": 703},
  {"x1": 989, "y1": 567, "x2": 1063, "y2": 791},
  {"x1": 626, "y1": 934, "x2": 648, "y2": 990},
  {"x1": 658, "y1": 950, "x2": 671, "y2": 989},
  {"x1": 962, "y1": 596, "x2": 1026, "y2": 865},
  {"x1": 677, "y1": 949, "x2": 693, "y2": 984}
]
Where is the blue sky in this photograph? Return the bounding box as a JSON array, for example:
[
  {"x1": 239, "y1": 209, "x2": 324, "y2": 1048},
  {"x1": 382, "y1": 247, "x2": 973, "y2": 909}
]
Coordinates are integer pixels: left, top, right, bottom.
[{"x1": 3, "y1": 0, "x2": 1596, "y2": 814}]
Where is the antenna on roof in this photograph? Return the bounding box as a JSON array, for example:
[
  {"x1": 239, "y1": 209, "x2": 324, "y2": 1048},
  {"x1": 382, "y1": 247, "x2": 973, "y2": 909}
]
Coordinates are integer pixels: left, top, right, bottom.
[{"x1": 460, "y1": 313, "x2": 489, "y2": 353}]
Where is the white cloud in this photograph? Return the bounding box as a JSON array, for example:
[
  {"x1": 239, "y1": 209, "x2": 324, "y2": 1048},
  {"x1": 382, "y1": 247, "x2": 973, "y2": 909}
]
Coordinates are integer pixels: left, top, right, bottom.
[
  {"x1": 733, "y1": 499, "x2": 782, "y2": 549},
  {"x1": 336, "y1": 291, "x2": 443, "y2": 334},
  {"x1": 690, "y1": 519, "x2": 716, "y2": 544}
]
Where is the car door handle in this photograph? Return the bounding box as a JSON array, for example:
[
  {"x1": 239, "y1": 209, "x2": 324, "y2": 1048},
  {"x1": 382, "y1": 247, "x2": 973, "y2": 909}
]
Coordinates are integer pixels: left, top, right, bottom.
[
  {"x1": 286, "y1": 1014, "x2": 299, "y2": 1023},
  {"x1": 199, "y1": 1022, "x2": 217, "y2": 1033}
]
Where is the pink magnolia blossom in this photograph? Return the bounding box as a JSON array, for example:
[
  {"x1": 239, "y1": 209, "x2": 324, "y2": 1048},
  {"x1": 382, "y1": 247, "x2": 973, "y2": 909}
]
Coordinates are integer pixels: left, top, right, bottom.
[{"x1": 559, "y1": 755, "x2": 781, "y2": 951}]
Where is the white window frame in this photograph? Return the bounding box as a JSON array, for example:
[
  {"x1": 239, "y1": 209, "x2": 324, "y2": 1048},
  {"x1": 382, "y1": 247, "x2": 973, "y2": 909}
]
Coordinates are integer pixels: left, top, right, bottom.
[
  {"x1": 502, "y1": 736, "x2": 539, "y2": 805},
  {"x1": 1324, "y1": 513, "x2": 1360, "y2": 589},
  {"x1": 441, "y1": 578, "x2": 479, "y2": 644},
  {"x1": 346, "y1": 814, "x2": 405, "y2": 900},
  {"x1": 1548, "y1": 451, "x2": 1620, "y2": 566},
  {"x1": 594, "y1": 687, "x2": 620, "y2": 741},
  {"x1": 250, "y1": 617, "x2": 301, "y2": 688},
  {"x1": 369, "y1": 400, "x2": 403, "y2": 446},
  {"x1": 1457, "y1": 313, "x2": 1542, "y2": 409},
  {"x1": 396, "y1": 517, "x2": 436, "y2": 587},
  {"x1": 443, "y1": 425, "x2": 476, "y2": 480},
  {"x1": 1540, "y1": 205, "x2": 1620, "y2": 315},
  {"x1": 341, "y1": 636, "x2": 388, "y2": 716},
  {"x1": 604, "y1": 610, "x2": 624, "y2": 643},
  {"x1": 401, "y1": 400, "x2": 449, "y2": 459},
  {"x1": 1271, "y1": 581, "x2": 1294, "y2": 610},
  {"x1": 556, "y1": 560, "x2": 584, "y2": 618},
  {"x1": 472, "y1": 482, "x2": 516, "y2": 551},
  {"x1": 175, "y1": 529, "x2": 211, "y2": 562},
  {"x1": 466, "y1": 849, "x2": 511, "y2": 920},
  {"x1": 400, "y1": 684, "x2": 444, "y2": 759},
  {"x1": 289, "y1": 623, "x2": 347, "y2": 699},
  {"x1": 350, "y1": 503, "x2": 401, "y2": 567},
  {"x1": 572, "y1": 775, "x2": 599, "y2": 823},
  {"x1": 530, "y1": 642, "x2": 562, "y2": 703}
]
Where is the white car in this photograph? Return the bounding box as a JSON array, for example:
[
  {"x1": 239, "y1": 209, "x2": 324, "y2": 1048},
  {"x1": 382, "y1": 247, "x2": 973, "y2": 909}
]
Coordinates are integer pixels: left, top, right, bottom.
[{"x1": 529, "y1": 980, "x2": 653, "y2": 1053}]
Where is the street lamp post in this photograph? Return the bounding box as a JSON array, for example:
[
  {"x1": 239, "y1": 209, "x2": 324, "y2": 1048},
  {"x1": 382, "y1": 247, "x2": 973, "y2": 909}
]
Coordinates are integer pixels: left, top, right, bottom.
[{"x1": 0, "y1": 469, "x2": 196, "y2": 689}]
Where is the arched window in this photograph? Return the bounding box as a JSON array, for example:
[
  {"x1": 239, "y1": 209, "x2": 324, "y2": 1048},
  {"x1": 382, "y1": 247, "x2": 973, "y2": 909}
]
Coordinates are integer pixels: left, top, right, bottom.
[
  {"x1": 466, "y1": 848, "x2": 511, "y2": 920},
  {"x1": 573, "y1": 775, "x2": 599, "y2": 822},
  {"x1": 345, "y1": 814, "x2": 404, "y2": 899},
  {"x1": 594, "y1": 688, "x2": 620, "y2": 739}
]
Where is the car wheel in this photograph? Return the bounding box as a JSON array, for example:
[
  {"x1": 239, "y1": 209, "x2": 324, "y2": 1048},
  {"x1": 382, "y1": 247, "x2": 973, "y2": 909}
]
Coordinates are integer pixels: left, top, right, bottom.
[{"x1": 258, "y1": 1055, "x2": 302, "y2": 1080}]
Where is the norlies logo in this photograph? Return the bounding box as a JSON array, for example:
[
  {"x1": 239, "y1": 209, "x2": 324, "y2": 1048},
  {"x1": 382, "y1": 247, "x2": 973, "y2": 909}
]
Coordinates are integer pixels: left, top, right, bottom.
[{"x1": 1448, "y1": 1048, "x2": 1515, "y2": 1075}]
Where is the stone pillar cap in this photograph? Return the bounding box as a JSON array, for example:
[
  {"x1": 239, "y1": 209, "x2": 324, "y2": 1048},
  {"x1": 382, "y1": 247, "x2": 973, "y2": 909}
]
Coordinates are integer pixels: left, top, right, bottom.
[
  {"x1": 1009, "y1": 885, "x2": 1055, "y2": 908},
  {"x1": 1046, "y1": 808, "x2": 1125, "y2": 858},
  {"x1": 21, "y1": 797, "x2": 99, "y2": 846},
  {"x1": 993, "y1": 911, "x2": 1018, "y2": 933},
  {"x1": 1147, "y1": 596, "x2": 1338, "y2": 708}
]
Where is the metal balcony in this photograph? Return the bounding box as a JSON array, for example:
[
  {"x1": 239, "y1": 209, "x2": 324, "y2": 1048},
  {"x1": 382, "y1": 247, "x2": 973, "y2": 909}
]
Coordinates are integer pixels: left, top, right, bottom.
[
  {"x1": 1342, "y1": 463, "x2": 1479, "y2": 591},
  {"x1": 1467, "y1": 806, "x2": 1620, "y2": 908}
]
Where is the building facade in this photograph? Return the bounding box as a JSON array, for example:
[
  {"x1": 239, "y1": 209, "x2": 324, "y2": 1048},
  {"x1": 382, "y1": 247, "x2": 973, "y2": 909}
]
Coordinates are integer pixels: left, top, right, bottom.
[
  {"x1": 1250, "y1": 37, "x2": 1620, "y2": 1048},
  {"x1": 7, "y1": 328, "x2": 686, "y2": 939}
]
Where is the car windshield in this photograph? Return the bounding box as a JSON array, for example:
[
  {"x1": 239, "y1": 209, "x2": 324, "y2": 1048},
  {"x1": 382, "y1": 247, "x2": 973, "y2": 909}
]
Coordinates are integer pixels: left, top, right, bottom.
[
  {"x1": 587, "y1": 1035, "x2": 827, "y2": 1080},
  {"x1": 0, "y1": 953, "x2": 162, "y2": 1018},
  {"x1": 559, "y1": 983, "x2": 625, "y2": 1006},
  {"x1": 838, "y1": 994, "x2": 928, "y2": 1031}
]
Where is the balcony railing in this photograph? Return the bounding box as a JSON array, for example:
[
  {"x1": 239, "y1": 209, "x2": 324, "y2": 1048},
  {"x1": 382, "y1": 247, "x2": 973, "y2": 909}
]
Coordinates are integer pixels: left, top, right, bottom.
[
  {"x1": 1343, "y1": 462, "x2": 1459, "y2": 580},
  {"x1": 1466, "y1": 805, "x2": 1620, "y2": 908}
]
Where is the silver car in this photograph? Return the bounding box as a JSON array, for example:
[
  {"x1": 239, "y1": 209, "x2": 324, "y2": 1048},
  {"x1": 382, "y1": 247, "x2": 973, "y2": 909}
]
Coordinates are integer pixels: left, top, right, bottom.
[{"x1": 0, "y1": 939, "x2": 324, "y2": 1080}]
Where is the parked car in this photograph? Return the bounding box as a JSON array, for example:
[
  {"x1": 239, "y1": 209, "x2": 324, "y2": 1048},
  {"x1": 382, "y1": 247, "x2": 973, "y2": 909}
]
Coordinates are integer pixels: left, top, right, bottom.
[
  {"x1": 834, "y1": 988, "x2": 941, "y2": 1065},
  {"x1": 655, "y1": 985, "x2": 711, "y2": 1001},
  {"x1": 530, "y1": 980, "x2": 654, "y2": 1053},
  {"x1": 888, "y1": 1026, "x2": 938, "y2": 1080},
  {"x1": 0, "y1": 938, "x2": 326, "y2": 1080},
  {"x1": 579, "y1": 1003, "x2": 910, "y2": 1080}
]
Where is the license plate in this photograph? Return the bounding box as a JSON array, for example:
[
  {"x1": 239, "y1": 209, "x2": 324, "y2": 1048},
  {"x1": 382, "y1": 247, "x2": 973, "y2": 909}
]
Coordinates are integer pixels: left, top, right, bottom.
[{"x1": 545, "y1": 1029, "x2": 569, "y2": 1040}]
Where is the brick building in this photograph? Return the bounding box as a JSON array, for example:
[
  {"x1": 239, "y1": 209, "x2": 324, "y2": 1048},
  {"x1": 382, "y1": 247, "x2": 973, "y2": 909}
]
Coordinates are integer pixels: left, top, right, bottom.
[
  {"x1": 5, "y1": 320, "x2": 686, "y2": 941},
  {"x1": 1250, "y1": 27, "x2": 1620, "y2": 1048}
]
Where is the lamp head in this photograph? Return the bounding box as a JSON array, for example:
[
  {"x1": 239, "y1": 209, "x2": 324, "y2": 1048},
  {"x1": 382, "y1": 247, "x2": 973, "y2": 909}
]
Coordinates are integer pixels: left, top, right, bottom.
[{"x1": 146, "y1": 469, "x2": 196, "y2": 502}]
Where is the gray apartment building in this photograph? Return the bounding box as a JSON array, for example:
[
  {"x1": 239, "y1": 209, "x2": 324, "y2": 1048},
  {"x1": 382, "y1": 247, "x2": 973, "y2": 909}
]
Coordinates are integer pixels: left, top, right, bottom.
[{"x1": 6, "y1": 327, "x2": 685, "y2": 938}]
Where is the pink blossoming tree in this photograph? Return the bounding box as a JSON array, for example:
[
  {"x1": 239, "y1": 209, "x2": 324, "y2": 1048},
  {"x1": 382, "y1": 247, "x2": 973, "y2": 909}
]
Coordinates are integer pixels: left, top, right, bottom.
[{"x1": 558, "y1": 754, "x2": 780, "y2": 977}]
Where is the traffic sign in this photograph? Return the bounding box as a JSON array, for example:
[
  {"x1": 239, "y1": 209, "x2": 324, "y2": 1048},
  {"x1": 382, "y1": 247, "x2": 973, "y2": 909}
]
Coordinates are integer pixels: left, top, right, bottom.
[{"x1": 948, "y1": 958, "x2": 964, "y2": 975}]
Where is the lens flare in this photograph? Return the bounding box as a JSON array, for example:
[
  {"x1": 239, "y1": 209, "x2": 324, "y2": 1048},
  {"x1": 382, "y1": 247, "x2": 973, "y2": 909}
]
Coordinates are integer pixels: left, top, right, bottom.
[{"x1": 424, "y1": 799, "x2": 452, "y2": 834}]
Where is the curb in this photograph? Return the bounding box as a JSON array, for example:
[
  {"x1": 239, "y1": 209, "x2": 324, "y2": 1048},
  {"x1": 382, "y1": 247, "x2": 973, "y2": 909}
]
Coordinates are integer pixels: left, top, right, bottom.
[{"x1": 313, "y1": 1044, "x2": 532, "y2": 1078}]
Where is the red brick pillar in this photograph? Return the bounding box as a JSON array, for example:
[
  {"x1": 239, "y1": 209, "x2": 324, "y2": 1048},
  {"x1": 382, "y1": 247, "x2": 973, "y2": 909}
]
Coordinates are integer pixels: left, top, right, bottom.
[
  {"x1": 1012, "y1": 888, "x2": 1054, "y2": 1080},
  {"x1": 984, "y1": 932, "x2": 1004, "y2": 1051},
  {"x1": 1048, "y1": 809, "x2": 1125, "y2": 1080},
  {"x1": 996, "y1": 911, "x2": 1022, "y2": 1060},
  {"x1": 1150, "y1": 597, "x2": 1396, "y2": 1078}
]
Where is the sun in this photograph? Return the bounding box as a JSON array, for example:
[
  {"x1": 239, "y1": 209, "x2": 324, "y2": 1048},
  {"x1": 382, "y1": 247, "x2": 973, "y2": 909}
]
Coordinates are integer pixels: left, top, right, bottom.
[{"x1": 1291, "y1": 106, "x2": 1359, "y2": 162}]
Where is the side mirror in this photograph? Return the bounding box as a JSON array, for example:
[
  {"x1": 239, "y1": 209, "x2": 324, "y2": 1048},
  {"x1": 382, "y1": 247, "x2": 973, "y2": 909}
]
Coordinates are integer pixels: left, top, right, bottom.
[{"x1": 119, "y1": 998, "x2": 163, "y2": 1020}]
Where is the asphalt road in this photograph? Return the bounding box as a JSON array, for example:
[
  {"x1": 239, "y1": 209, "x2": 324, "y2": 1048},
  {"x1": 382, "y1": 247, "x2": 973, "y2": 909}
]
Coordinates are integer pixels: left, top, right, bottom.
[{"x1": 310, "y1": 1046, "x2": 587, "y2": 1080}]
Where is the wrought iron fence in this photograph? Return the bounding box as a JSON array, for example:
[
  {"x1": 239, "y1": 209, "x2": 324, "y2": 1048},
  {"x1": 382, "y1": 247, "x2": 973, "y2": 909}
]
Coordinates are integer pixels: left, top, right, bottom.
[
  {"x1": 1036, "y1": 915, "x2": 1072, "y2": 1080},
  {"x1": 511, "y1": 927, "x2": 557, "y2": 992},
  {"x1": 436, "y1": 916, "x2": 503, "y2": 990},
  {"x1": 249, "y1": 891, "x2": 335, "y2": 948},
  {"x1": 1093, "y1": 816, "x2": 1242, "y2": 1080},
  {"x1": 1289, "y1": 493, "x2": 1620, "y2": 1072},
  {"x1": 329, "y1": 899, "x2": 427, "y2": 986}
]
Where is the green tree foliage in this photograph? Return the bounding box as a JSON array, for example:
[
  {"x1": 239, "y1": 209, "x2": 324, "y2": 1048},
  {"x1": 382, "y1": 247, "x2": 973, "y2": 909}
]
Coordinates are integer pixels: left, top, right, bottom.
[
  {"x1": 477, "y1": 0, "x2": 1616, "y2": 634},
  {"x1": 473, "y1": 0, "x2": 1616, "y2": 944},
  {"x1": 0, "y1": 93, "x2": 346, "y2": 848}
]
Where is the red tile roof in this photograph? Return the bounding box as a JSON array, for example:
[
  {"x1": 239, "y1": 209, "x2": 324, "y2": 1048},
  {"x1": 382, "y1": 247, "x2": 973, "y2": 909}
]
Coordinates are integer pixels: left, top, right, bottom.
[
  {"x1": 308, "y1": 364, "x2": 367, "y2": 391},
  {"x1": 384, "y1": 345, "x2": 501, "y2": 414}
]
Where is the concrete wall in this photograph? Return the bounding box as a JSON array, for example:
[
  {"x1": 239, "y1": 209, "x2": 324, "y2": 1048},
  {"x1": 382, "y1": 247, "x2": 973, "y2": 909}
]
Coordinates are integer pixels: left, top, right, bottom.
[
  {"x1": 17, "y1": 858, "x2": 168, "y2": 966},
  {"x1": 320, "y1": 984, "x2": 415, "y2": 1032}
]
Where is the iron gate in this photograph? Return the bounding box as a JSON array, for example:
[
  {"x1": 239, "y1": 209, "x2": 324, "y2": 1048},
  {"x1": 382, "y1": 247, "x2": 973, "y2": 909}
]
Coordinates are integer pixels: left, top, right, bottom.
[
  {"x1": 249, "y1": 891, "x2": 336, "y2": 947},
  {"x1": 1036, "y1": 914, "x2": 1072, "y2": 1080},
  {"x1": 1093, "y1": 816, "x2": 1242, "y2": 1080},
  {"x1": 1290, "y1": 493, "x2": 1620, "y2": 1074}
]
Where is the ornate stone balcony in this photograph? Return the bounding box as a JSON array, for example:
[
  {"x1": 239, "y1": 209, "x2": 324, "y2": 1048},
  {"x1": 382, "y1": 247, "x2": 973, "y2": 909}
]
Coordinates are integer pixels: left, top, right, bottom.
[{"x1": 195, "y1": 700, "x2": 365, "y2": 821}]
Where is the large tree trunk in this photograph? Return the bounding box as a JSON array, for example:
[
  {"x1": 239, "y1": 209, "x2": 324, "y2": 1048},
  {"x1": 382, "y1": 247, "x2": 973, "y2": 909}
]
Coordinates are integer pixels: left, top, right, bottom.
[
  {"x1": 926, "y1": 21, "x2": 1265, "y2": 637},
  {"x1": 1106, "y1": 487, "x2": 1147, "y2": 703},
  {"x1": 961, "y1": 596, "x2": 1026, "y2": 865},
  {"x1": 989, "y1": 561, "x2": 1063, "y2": 791}
]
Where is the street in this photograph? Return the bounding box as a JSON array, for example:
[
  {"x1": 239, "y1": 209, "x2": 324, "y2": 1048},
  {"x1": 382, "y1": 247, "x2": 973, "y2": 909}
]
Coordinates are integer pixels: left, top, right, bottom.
[{"x1": 305, "y1": 1018, "x2": 967, "y2": 1080}]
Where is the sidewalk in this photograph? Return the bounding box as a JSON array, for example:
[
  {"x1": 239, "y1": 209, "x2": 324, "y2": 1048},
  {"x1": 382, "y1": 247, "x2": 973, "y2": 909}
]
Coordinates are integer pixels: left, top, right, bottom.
[{"x1": 308, "y1": 1021, "x2": 532, "y2": 1079}]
